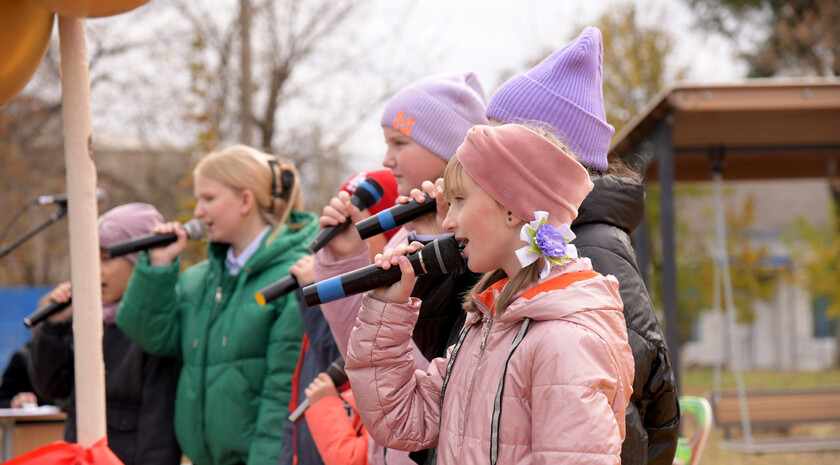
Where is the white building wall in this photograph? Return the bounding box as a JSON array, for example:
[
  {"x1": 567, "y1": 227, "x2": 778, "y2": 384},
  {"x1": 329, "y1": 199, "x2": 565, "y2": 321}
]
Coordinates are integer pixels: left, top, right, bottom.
[{"x1": 681, "y1": 281, "x2": 836, "y2": 371}]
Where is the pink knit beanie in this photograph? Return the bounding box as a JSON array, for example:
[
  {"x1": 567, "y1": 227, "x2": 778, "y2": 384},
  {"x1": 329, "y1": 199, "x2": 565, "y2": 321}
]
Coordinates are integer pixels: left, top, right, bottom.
[
  {"x1": 456, "y1": 125, "x2": 593, "y2": 227},
  {"x1": 486, "y1": 27, "x2": 614, "y2": 171},
  {"x1": 381, "y1": 72, "x2": 489, "y2": 161},
  {"x1": 98, "y1": 202, "x2": 164, "y2": 264}
]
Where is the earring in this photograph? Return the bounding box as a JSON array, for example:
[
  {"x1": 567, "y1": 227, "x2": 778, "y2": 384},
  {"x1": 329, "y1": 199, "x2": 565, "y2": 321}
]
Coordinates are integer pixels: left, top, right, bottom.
[{"x1": 508, "y1": 216, "x2": 513, "y2": 222}]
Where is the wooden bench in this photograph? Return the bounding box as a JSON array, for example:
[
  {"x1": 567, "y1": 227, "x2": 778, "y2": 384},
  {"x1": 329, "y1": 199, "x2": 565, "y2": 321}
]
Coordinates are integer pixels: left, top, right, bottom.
[{"x1": 710, "y1": 387, "x2": 840, "y2": 453}]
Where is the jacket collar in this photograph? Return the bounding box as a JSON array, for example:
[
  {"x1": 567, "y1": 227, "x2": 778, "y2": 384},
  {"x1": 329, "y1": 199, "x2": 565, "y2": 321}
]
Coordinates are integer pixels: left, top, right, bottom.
[
  {"x1": 572, "y1": 175, "x2": 645, "y2": 234},
  {"x1": 206, "y1": 210, "x2": 318, "y2": 275},
  {"x1": 470, "y1": 258, "x2": 602, "y2": 323}
]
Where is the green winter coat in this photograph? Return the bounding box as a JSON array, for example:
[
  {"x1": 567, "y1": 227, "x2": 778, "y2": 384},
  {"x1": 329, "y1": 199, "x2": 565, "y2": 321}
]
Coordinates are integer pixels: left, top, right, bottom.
[{"x1": 116, "y1": 210, "x2": 318, "y2": 465}]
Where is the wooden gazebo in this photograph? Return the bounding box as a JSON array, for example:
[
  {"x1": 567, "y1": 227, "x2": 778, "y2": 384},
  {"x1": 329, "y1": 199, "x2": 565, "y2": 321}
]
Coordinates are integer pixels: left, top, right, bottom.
[{"x1": 609, "y1": 78, "x2": 840, "y2": 387}]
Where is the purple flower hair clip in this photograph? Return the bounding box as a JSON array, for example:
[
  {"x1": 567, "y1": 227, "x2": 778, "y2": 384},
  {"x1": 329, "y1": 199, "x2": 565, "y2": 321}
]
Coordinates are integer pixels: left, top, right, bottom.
[{"x1": 514, "y1": 211, "x2": 577, "y2": 278}]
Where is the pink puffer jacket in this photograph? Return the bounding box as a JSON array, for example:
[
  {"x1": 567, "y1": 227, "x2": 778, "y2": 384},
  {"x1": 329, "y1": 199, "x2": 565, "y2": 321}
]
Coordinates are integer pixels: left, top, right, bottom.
[{"x1": 346, "y1": 258, "x2": 634, "y2": 465}]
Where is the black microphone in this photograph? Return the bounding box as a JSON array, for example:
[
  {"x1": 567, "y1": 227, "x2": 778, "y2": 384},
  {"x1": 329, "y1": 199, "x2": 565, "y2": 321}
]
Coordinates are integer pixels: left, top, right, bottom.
[
  {"x1": 302, "y1": 238, "x2": 462, "y2": 306},
  {"x1": 37, "y1": 188, "x2": 106, "y2": 205},
  {"x1": 23, "y1": 298, "x2": 72, "y2": 328},
  {"x1": 106, "y1": 219, "x2": 206, "y2": 258},
  {"x1": 288, "y1": 357, "x2": 347, "y2": 424},
  {"x1": 354, "y1": 194, "x2": 437, "y2": 240},
  {"x1": 255, "y1": 275, "x2": 299, "y2": 306},
  {"x1": 308, "y1": 177, "x2": 385, "y2": 254}
]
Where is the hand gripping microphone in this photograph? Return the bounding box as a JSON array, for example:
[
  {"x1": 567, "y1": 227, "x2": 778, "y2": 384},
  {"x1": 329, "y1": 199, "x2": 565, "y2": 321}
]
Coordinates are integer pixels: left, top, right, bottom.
[
  {"x1": 354, "y1": 194, "x2": 437, "y2": 240},
  {"x1": 308, "y1": 177, "x2": 385, "y2": 254},
  {"x1": 23, "y1": 298, "x2": 72, "y2": 328},
  {"x1": 256, "y1": 177, "x2": 387, "y2": 306},
  {"x1": 106, "y1": 219, "x2": 206, "y2": 258},
  {"x1": 288, "y1": 357, "x2": 347, "y2": 424},
  {"x1": 302, "y1": 237, "x2": 462, "y2": 307}
]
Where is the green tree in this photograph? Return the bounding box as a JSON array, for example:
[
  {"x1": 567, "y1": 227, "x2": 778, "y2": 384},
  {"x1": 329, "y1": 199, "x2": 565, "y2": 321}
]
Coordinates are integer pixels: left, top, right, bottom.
[
  {"x1": 176, "y1": 0, "x2": 398, "y2": 211},
  {"x1": 787, "y1": 205, "x2": 840, "y2": 364},
  {"x1": 683, "y1": 0, "x2": 840, "y2": 77},
  {"x1": 591, "y1": 2, "x2": 688, "y2": 132},
  {"x1": 646, "y1": 186, "x2": 776, "y2": 343}
]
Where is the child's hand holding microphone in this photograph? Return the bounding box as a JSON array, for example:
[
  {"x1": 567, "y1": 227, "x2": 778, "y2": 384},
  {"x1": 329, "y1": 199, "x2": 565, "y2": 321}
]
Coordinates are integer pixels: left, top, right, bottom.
[
  {"x1": 371, "y1": 241, "x2": 425, "y2": 304},
  {"x1": 395, "y1": 178, "x2": 449, "y2": 235},
  {"x1": 148, "y1": 222, "x2": 189, "y2": 267}
]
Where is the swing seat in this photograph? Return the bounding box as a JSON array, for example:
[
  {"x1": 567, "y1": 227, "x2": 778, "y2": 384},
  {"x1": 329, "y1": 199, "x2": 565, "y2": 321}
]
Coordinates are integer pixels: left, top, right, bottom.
[{"x1": 673, "y1": 396, "x2": 712, "y2": 465}]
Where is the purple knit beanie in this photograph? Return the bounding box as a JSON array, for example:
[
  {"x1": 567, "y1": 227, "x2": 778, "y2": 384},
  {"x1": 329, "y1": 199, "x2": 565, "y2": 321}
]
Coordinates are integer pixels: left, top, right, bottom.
[
  {"x1": 98, "y1": 202, "x2": 164, "y2": 264},
  {"x1": 486, "y1": 27, "x2": 614, "y2": 171},
  {"x1": 381, "y1": 72, "x2": 489, "y2": 161}
]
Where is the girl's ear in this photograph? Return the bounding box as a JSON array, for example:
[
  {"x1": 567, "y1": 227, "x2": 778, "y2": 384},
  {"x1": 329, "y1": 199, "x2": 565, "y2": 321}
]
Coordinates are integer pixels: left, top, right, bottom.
[
  {"x1": 506, "y1": 211, "x2": 524, "y2": 228},
  {"x1": 239, "y1": 189, "x2": 256, "y2": 216}
]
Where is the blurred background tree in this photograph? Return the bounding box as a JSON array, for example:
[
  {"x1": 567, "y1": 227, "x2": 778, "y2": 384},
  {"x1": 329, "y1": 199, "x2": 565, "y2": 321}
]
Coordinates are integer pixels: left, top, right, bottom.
[
  {"x1": 177, "y1": 0, "x2": 402, "y2": 210},
  {"x1": 787, "y1": 205, "x2": 840, "y2": 364},
  {"x1": 0, "y1": 0, "x2": 406, "y2": 285},
  {"x1": 683, "y1": 0, "x2": 839, "y2": 77},
  {"x1": 683, "y1": 0, "x2": 840, "y2": 361}
]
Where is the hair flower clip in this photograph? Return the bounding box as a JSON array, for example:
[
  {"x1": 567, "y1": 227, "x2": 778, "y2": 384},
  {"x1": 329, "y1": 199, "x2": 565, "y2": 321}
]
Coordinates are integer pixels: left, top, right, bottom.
[{"x1": 514, "y1": 211, "x2": 577, "y2": 278}]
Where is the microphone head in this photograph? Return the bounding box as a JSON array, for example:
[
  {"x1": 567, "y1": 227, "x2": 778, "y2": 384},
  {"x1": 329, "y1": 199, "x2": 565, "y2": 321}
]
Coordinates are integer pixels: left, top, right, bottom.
[
  {"x1": 182, "y1": 219, "x2": 207, "y2": 240},
  {"x1": 350, "y1": 177, "x2": 385, "y2": 211},
  {"x1": 326, "y1": 357, "x2": 348, "y2": 386},
  {"x1": 418, "y1": 238, "x2": 463, "y2": 275}
]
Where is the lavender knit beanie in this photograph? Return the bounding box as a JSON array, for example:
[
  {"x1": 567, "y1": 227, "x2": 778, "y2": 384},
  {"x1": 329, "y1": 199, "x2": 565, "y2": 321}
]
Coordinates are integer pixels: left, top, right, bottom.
[
  {"x1": 98, "y1": 202, "x2": 164, "y2": 264},
  {"x1": 486, "y1": 27, "x2": 614, "y2": 171},
  {"x1": 381, "y1": 72, "x2": 489, "y2": 161}
]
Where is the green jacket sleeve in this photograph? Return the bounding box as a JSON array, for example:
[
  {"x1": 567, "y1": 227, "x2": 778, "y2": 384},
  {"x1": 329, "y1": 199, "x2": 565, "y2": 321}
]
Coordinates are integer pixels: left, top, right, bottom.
[
  {"x1": 247, "y1": 291, "x2": 303, "y2": 465},
  {"x1": 116, "y1": 252, "x2": 183, "y2": 358}
]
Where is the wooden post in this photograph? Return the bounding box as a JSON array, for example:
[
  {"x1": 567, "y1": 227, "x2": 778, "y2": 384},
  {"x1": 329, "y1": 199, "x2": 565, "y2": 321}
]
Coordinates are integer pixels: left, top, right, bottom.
[{"x1": 58, "y1": 15, "x2": 107, "y2": 447}]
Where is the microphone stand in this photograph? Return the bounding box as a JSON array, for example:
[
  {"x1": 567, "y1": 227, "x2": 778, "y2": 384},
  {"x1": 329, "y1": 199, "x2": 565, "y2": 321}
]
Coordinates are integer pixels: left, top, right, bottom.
[{"x1": 0, "y1": 204, "x2": 68, "y2": 260}]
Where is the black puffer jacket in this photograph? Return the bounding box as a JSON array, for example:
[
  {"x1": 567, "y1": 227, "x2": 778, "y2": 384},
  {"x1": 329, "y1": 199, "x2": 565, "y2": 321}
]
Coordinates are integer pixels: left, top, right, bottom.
[
  {"x1": 29, "y1": 321, "x2": 182, "y2": 465},
  {"x1": 571, "y1": 175, "x2": 680, "y2": 465}
]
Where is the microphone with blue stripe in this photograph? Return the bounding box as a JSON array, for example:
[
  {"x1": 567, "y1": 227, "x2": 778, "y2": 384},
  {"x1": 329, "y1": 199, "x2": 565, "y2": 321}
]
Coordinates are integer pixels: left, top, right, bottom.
[
  {"x1": 256, "y1": 176, "x2": 386, "y2": 306},
  {"x1": 307, "y1": 176, "x2": 385, "y2": 254},
  {"x1": 302, "y1": 238, "x2": 462, "y2": 306},
  {"x1": 353, "y1": 193, "x2": 437, "y2": 240}
]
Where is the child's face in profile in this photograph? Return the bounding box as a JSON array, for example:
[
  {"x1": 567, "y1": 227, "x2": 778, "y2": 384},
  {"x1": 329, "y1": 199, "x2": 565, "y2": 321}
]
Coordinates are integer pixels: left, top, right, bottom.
[
  {"x1": 382, "y1": 126, "x2": 446, "y2": 196},
  {"x1": 193, "y1": 173, "x2": 247, "y2": 244},
  {"x1": 443, "y1": 171, "x2": 515, "y2": 274},
  {"x1": 100, "y1": 251, "x2": 133, "y2": 303}
]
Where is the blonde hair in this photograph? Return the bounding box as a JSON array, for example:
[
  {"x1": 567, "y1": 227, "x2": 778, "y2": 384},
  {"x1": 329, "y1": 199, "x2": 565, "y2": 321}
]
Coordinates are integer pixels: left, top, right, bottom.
[
  {"x1": 194, "y1": 145, "x2": 305, "y2": 244},
  {"x1": 442, "y1": 122, "x2": 576, "y2": 315}
]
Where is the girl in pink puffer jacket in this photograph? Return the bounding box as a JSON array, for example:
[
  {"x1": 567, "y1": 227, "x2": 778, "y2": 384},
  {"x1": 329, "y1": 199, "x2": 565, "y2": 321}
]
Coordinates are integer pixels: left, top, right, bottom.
[{"x1": 345, "y1": 124, "x2": 635, "y2": 464}]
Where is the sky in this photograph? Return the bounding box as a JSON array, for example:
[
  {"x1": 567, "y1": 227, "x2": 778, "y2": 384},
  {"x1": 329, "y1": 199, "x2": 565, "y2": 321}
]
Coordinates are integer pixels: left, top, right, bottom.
[
  {"x1": 16, "y1": 0, "x2": 748, "y2": 171},
  {"x1": 343, "y1": 0, "x2": 747, "y2": 167}
]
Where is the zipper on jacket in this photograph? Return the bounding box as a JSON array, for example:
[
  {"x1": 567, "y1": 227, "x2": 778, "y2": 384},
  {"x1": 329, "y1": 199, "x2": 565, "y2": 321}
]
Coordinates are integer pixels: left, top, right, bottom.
[
  {"x1": 479, "y1": 317, "x2": 493, "y2": 350},
  {"x1": 463, "y1": 313, "x2": 493, "y2": 434},
  {"x1": 215, "y1": 286, "x2": 222, "y2": 303}
]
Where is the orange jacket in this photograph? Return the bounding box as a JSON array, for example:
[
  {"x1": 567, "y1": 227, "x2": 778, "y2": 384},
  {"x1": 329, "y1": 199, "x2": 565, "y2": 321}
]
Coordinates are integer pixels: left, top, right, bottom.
[{"x1": 305, "y1": 390, "x2": 370, "y2": 465}]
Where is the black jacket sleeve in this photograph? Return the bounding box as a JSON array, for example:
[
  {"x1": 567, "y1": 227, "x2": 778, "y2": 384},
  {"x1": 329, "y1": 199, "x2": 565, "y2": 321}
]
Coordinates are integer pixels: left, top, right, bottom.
[
  {"x1": 29, "y1": 320, "x2": 75, "y2": 404},
  {"x1": 0, "y1": 344, "x2": 43, "y2": 407}
]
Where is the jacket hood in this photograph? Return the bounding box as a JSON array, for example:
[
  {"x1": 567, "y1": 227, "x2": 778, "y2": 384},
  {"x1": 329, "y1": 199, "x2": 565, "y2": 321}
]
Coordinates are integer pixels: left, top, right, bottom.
[
  {"x1": 572, "y1": 175, "x2": 645, "y2": 234},
  {"x1": 206, "y1": 209, "x2": 318, "y2": 273},
  {"x1": 468, "y1": 258, "x2": 624, "y2": 325}
]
